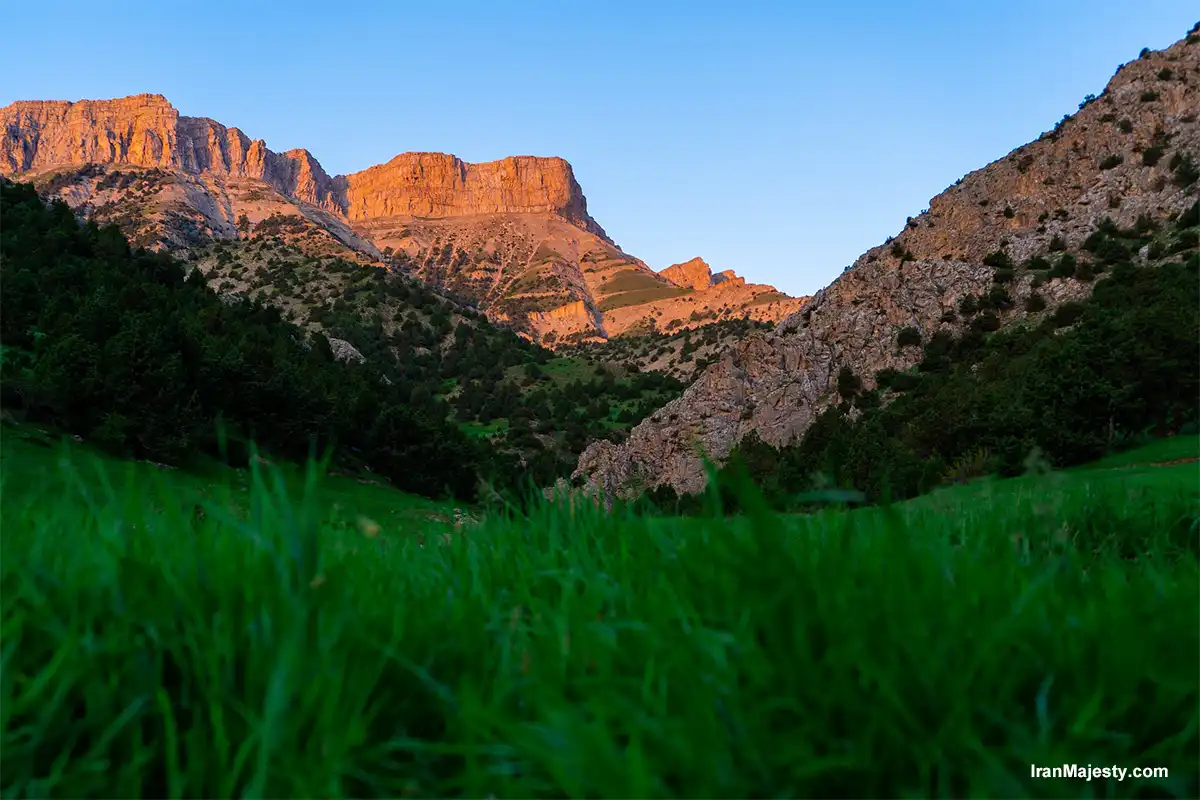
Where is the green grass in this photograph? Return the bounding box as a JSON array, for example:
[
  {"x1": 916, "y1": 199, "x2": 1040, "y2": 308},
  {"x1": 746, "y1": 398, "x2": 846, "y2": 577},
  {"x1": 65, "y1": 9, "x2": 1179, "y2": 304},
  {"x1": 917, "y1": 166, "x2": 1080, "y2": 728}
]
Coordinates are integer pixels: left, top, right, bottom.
[
  {"x1": 513, "y1": 356, "x2": 598, "y2": 386},
  {"x1": 597, "y1": 270, "x2": 692, "y2": 311},
  {"x1": 460, "y1": 418, "x2": 510, "y2": 437},
  {"x1": 598, "y1": 286, "x2": 691, "y2": 312},
  {"x1": 2, "y1": 431, "x2": 1198, "y2": 797},
  {"x1": 1072, "y1": 434, "x2": 1198, "y2": 471}
]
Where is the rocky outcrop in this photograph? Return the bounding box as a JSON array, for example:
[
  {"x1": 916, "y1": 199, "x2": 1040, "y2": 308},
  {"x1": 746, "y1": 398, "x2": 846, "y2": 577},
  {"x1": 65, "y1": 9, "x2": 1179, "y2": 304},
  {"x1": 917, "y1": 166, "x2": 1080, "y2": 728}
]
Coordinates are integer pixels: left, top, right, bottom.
[
  {"x1": 660, "y1": 257, "x2": 715, "y2": 290},
  {"x1": 327, "y1": 337, "x2": 366, "y2": 364},
  {"x1": 574, "y1": 27, "x2": 1200, "y2": 497},
  {"x1": 1, "y1": 94, "x2": 605, "y2": 236},
  {"x1": 341, "y1": 152, "x2": 607, "y2": 238},
  {"x1": 2, "y1": 95, "x2": 343, "y2": 211},
  {"x1": 529, "y1": 299, "x2": 606, "y2": 339},
  {"x1": 713, "y1": 269, "x2": 743, "y2": 287}
]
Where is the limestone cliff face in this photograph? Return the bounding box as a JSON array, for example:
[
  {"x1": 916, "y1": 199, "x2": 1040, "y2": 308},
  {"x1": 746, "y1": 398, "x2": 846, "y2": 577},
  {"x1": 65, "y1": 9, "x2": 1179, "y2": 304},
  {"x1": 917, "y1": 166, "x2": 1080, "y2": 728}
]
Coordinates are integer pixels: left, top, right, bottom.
[
  {"x1": 660, "y1": 257, "x2": 716, "y2": 290},
  {"x1": 2, "y1": 94, "x2": 178, "y2": 171},
  {"x1": 575, "y1": 28, "x2": 1200, "y2": 497},
  {"x1": 1, "y1": 94, "x2": 605, "y2": 235},
  {"x1": 341, "y1": 152, "x2": 607, "y2": 238},
  {"x1": 2, "y1": 94, "x2": 343, "y2": 211}
]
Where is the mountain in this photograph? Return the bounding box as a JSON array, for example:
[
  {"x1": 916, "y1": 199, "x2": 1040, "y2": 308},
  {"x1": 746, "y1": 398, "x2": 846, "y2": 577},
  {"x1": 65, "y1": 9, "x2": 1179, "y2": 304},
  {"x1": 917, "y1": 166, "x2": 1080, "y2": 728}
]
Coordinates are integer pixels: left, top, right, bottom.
[
  {"x1": 0, "y1": 94, "x2": 803, "y2": 347},
  {"x1": 573, "y1": 26, "x2": 1200, "y2": 498}
]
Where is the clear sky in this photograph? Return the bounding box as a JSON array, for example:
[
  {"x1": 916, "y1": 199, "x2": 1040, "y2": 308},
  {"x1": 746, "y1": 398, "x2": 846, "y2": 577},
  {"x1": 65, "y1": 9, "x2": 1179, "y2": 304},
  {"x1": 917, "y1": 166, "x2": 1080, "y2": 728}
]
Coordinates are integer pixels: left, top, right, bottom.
[{"x1": 6, "y1": 1, "x2": 1197, "y2": 296}]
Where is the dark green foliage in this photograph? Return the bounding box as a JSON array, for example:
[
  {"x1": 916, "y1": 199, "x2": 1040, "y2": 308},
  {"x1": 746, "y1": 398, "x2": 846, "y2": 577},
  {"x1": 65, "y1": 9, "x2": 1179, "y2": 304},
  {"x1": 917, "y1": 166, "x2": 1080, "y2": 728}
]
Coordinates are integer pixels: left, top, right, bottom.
[
  {"x1": 1025, "y1": 293, "x2": 1047, "y2": 313},
  {"x1": 0, "y1": 182, "x2": 480, "y2": 500},
  {"x1": 958, "y1": 294, "x2": 979, "y2": 316},
  {"x1": 720, "y1": 256, "x2": 1199, "y2": 508},
  {"x1": 896, "y1": 326, "x2": 922, "y2": 348},
  {"x1": 1051, "y1": 301, "x2": 1085, "y2": 327},
  {"x1": 992, "y1": 267, "x2": 1015, "y2": 283},
  {"x1": 1142, "y1": 145, "x2": 1166, "y2": 166},
  {"x1": 836, "y1": 365, "x2": 862, "y2": 399},
  {"x1": 1171, "y1": 152, "x2": 1199, "y2": 187},
  {"x1": 1098, "y1": 154, "x2": 1124, "y2": 170},
  {"x1": 1050, "y1": 253, "x2": 1077, "y2": 278},
  {"x1": 1139, "y1": 91, "x2": 1160, "y2": 103},
  {"x1": 1179, "y1": 200, "x2": 1200, "y2": 229},
  {"x1": 982, "y1": 250, "x2": 1012, "y2": 269},
  {"x1": 1118, "y1": 119, "x2": 1134, "y2": 134},
  {"x1": 1024, "y1": 254, "x2": 1051, "y2": 272},
  {"x1": 969, "y1": 309, "x2": 1001, "y2": 332}
]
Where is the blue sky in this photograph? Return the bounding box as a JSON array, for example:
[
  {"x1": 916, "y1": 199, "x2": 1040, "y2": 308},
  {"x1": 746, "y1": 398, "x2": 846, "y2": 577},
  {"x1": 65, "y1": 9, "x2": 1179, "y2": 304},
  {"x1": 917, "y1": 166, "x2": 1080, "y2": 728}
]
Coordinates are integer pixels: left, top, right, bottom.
[{"x1": 6, "y1": 1, "x2": 1197, "y2": 296}]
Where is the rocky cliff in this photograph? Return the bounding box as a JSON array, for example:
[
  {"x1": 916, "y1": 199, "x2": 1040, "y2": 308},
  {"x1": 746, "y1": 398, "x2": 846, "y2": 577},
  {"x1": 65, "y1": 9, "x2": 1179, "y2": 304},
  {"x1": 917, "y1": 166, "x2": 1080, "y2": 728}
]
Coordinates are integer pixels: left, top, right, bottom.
[
  {"x1": 574, "y1": 27, "x2": 1200, "y2": 497},
  {"x1": 661, "y1": 257, "x2": 718, "y2": 290},
  {"x1": 341, "y1": 152, "x2": 606, "y2": 238},
  {"x1": 0, "y1": 94, "x2": 809, "y2": 347},
  {"x1": 1, "y1": 94, "x2": 603, "y2": 231}
]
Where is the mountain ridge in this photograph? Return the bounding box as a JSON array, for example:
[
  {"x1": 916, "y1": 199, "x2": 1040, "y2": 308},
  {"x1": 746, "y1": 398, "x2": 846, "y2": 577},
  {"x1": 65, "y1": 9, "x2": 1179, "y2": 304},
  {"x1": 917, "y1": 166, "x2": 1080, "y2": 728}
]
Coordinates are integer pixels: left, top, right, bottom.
[
  {"x1": 1, "y1": 93, "x2": 806, "y2": 346},
  {"x1": 2, "y1": 93, "x2": 608, "y2": 237},
  {"x1": 573, "y1": 26, "x2": 1200, "y2": 497}
]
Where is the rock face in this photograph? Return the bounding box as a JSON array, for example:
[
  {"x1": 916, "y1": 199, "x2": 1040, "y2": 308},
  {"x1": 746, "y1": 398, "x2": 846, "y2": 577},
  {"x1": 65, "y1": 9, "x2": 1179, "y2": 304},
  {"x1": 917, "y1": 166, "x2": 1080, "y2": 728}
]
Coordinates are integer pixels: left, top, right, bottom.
[
  {"x1": 574, "y1": 28, "x2": 1200, "y2": 497},
  {"x1": 661, "y1": 257, "x2": 717, "y2": 290},
  {"x1": 341, "y1": 152, "x2": 606, "y2": 238},
  {"x1": 1, "y1": 94, "x2": 601, "y2": 231},
  {"x1": 1, "y1": 94, "x2": 803, "y2": 345}
]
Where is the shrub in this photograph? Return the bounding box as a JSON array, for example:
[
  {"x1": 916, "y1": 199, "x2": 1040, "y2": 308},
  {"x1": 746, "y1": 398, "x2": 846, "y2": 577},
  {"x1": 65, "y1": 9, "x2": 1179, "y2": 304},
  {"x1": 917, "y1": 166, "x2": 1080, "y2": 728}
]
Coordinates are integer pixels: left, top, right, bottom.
[
  {"x1": 1118, "y1": 119, "x2": 1134, "y2": 134},
  {"x1": 958, "y1": 295, "x2": 979, "y2": 316},
  {"x1": 836, "y1": 365, "x2": 862, "y2": 399},
  {"x1": 1051, "y1": 254, "x2": 1077, "y2": 278},
  {"x1": 1142, "y1": 145, "x2": 1166, "y2": 167},
  {"x1": 984, "y1": 285, "x2": 1014, "y2": 311},
  {"x1": 1048, "y1": 235, "x2": 1068, "y2": 252},
  {"x1": 970, "y1": 310, "x2": 1001, "y2": 332},
  {"x1": 1157, "y1": 68, "x2": 1174, "y2": 80},
  {"x1": 1172, "y1": 153, "x2": 1199, "y2": 188},
  {"x1": 1003, "y1": 205, "x2": 1015, "y2": 219},
  {"x1": 1052, "y1": 301, "x2": 1086, "y2": 327},
  {"x1": 1139, "y1": 91, "x2": 1160, "y2": 103},
  {"x1": 1099, "y1": 154, "x2": 1124, "y2": 170},
  {"x1": 897, "y1": 326, "x2": 922, "y2": 348},
  {"x1": 1025, "y1": 293, "x2": 1047, "y2": 313},
  {"x1": 982, "y1": 250, "x2": 1012, "y2": 269},
  {"x1": 992, "y1": 267, "x2": 1015, "y2": 284}
]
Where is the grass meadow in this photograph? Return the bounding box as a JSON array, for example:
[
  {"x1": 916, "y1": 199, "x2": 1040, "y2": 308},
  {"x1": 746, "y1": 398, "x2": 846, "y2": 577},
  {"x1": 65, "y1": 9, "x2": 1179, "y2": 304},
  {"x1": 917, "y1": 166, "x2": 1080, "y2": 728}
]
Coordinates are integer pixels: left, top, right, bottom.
[{"x1": 2, "y1": 426, "x2": 1198, "y2": 797}]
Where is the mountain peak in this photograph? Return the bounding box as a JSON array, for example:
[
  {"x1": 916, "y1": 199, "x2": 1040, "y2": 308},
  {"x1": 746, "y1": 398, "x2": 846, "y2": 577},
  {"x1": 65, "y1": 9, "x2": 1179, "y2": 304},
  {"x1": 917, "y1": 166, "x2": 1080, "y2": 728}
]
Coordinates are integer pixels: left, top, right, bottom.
[{"x1": 660, "y1": 257, "x2": 714, "y2": 289}]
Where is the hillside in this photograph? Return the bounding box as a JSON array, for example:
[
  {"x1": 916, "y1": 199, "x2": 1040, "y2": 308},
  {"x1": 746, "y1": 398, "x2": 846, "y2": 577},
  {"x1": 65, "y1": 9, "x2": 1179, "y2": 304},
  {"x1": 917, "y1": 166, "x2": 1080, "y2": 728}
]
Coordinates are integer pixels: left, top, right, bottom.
[
  {"x1": 576, "y1": 27, "x2": 1200, "y2": 498},
  {"x1": 1, "y1": 95, "x2": 804, "y2": 347}
]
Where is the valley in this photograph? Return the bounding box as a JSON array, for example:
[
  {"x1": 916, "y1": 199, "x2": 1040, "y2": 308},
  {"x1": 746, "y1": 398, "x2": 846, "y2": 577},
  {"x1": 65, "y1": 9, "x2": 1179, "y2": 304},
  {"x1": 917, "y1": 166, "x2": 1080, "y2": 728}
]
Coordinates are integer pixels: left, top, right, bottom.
[{"x1": 2, "y1": 15, "x2": 1198, "y2": 799}]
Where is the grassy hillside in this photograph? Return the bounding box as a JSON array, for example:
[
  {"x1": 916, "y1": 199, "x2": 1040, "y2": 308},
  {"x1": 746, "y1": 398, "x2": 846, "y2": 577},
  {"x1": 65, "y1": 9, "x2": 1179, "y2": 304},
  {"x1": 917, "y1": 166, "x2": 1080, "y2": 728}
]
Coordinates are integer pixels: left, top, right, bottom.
[{"x1": 3, "y1": 429, "x2": 1196, "y2": 797}]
